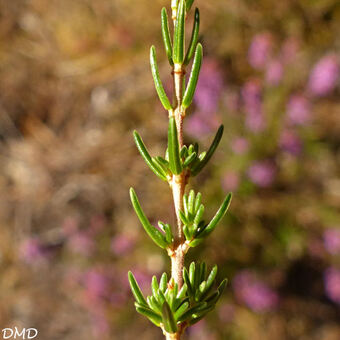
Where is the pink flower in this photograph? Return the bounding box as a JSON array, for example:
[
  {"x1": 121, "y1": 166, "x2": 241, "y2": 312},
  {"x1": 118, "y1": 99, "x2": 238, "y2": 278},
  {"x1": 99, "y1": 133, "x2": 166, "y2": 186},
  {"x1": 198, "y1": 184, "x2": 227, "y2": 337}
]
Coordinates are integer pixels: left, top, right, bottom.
[
  {"x1": 323, "y1": 229, "x2": 340, "y2": 255},
  {"x1": 111, "y1": 234, "x2": 135, "y2": 255},
  {"x1": 248, "y1": 161, "x2": 276, "y2": 187},
  {"x1": 279, "y1": 130, "x2": 302, "y2": 156},
  {"x1": 194, "y1": 59, "x2": 224, "y2": 113},
  {"x1": 19, "y1": 238, "x2": 46, "y2": 263},
  {"x1": 265, "y1": 59, "x2": 283, "y2": 86},
  {"x1": 308, "y1": 54, "x2": 339, "y2": 97},
  {"x1": 233, "y1": 270, "x2": 278, "y2": 312},
  {"x1": 324, "y1": 268, "x2": 340, "y2": 305},
  {"x1": 68, "y1": 231, "x2": 96, "y2": 256},
  {"x1": 242, "y1": 80, "x2": 265, "y2": 132},
  {"x1": 222, "y1": 172, "x2": 240, "y2": 192},
  {"x1": 248, "y1": 33, "x2": 273, "y2": 70},
  {"x1": 231, "y1": 137, "x2": 249, "y2": 155},
  {"x1": 286, "y1": 94, "x2": 311, "y2": 125}
]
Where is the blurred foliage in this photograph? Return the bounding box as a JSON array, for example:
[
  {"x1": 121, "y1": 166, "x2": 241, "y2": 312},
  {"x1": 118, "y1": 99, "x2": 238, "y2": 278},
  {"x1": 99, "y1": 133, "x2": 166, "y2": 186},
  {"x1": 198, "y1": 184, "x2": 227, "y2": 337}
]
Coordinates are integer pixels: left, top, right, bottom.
[{"x1": 0, "y1": 0, "x2": 339, "y2": 339}]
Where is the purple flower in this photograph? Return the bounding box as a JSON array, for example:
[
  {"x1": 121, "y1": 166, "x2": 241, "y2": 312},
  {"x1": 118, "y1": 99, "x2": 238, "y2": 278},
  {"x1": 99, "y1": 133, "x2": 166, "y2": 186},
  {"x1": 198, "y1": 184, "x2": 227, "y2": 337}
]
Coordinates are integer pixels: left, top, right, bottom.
[
  {"x1": 324, "y1": 267, "x2": 340, "y2": 305},
  {"x1": 323, "y1": 229, "x2": 340, "y2": 255},
  {"x1": 111, "y1": 234, "x2": 135, "y2": 255},
  {"x1": 231, "y1": 137, "x2": 249, "y2": 155},
  {"x1": 19, "y1": 238, "x2": 48, "y2": 264},
  {"x1": 308, "y1": 54, "x2": 339, "y2": 97},
  {"x1": 222, "y1": 171, "x2": 240, "y2": 192},
  {"x1": 265, "y1": 59, "x2": 283, "y2": 86},
  {"x1": 286, "y1": 94, "x2": 311, "y2": 125},
  {"x1": 68, "y1": 231, "x2": 96, "y2": 256},
  {"x1": 242, "y1": 80, "x2": 265, "y2": 132},
  {"x1": 83, "y1": 269, "x2": 110, "y2": 299},
  {"x1": 248, "y1": 33, "x2": 273, "y2": 70},
  {"x1": 186, "y1": 113, "x2": 220, "y2": 138},
  {"x1": 248, "y1": 160, "x2": 276, "y2": 187},
  {"x1": 194, "y1": 59, "x2": 224, "y2": 113},
  {"x1": 279, "y1": 130, "x2": 302, "y2": 156},
  {"x1": 233, "y1": 270, "x2": 278, "y2": 312}
]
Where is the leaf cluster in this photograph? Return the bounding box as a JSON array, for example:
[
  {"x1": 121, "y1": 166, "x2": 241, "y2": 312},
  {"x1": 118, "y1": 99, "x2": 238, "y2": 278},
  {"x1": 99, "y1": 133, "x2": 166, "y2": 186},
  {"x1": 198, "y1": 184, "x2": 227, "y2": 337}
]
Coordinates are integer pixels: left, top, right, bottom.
[{"x1": 128, "y1": 263, "x2": 226, "y2": 333}]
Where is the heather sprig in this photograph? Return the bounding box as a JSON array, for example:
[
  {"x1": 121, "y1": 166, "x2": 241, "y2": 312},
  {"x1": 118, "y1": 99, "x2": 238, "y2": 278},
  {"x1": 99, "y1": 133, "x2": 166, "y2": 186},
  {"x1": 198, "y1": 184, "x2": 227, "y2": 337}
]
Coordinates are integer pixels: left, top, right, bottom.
[{"x1": 128, "y1": 1, "x2": 232, "y2": 338}]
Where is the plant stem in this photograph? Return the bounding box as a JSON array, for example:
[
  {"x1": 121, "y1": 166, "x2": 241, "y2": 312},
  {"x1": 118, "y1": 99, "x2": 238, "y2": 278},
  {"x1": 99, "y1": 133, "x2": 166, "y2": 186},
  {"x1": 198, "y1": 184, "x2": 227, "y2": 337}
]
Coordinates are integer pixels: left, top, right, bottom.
[
  {"x1": 167, "y1": 4, "x2": 187, "y2": 339},
  {"x1": 170, "y1": 62, "x2": 186, "y2": 289}
]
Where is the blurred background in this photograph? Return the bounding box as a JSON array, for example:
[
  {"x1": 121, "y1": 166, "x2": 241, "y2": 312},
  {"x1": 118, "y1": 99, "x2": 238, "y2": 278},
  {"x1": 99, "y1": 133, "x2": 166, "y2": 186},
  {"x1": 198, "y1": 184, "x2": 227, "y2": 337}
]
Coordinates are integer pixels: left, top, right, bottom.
[{"x1": 0, "y1": 0, "x2": 339, "y2": 339}]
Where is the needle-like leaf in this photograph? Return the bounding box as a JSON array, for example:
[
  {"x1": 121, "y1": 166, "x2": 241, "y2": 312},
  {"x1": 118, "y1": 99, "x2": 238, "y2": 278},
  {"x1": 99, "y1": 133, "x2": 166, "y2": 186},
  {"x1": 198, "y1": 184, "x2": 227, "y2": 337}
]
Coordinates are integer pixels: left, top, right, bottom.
[
  {"x1": 161, "y1": 8, "x2": 173, "y2": 65},
  {"x1": 168, "y1": 117, "x2": 183, "y2": 175},
  {"x1": 128, "y1": 271, "x2": 148, "y2": 306},
  {"x1": 150, "y1": 46, "x2": 172, "y2": 110},
  {"x1": 188, "y1": 190, "x2": 195, "y2": 216},
  {"x1": 194, "y1": 204, "x2": 204, "y2": 226},
  {"x1": 194, "y1": 192, "x2": 202, "y2": 212},
  {"x1": 136, "y1": 306, "x2": 162, "y2": 326},
  {"x1": 173, "y1": 0, "x2": 186, "y2": 64},
  {"x1": 182, "y1": 43, "x2": 203, "y2": 109},
  {"x1": 160, "y1": 272, "x2": 168, "y2": 292},
  {"x1": 199, "y1": 265, "x2": 217, "y2": 300},
  {"x1": 162, "y1": 301, "x2": 178, "y2": 333},
  {"x1": 152, "y1": 276, "x2": 159, "y2": 297},
  {"x1": 183, "y1": 152, "x2": 197, "y2": 167},
  {"x1": 184, "y1": 8, "x2": 200, "y2": 65},
  {"x1": 133, "y1": 131, "x2": 167, "y2": 181},
  {"x1": 200, "y1": 193, "x2": 232, "y2": 237},
  {"x1": 191, "y1": 125, "x2": 224, "y2": 176},
  {"x1": 186, "y1": 0, "x2": 195, "y2": 12},
  {"x1": 174, "y1": 301, "x2": 189, "y2": 320},
  {"x1": 130, "y1": 188, "x2": 168, "y2": 249}
]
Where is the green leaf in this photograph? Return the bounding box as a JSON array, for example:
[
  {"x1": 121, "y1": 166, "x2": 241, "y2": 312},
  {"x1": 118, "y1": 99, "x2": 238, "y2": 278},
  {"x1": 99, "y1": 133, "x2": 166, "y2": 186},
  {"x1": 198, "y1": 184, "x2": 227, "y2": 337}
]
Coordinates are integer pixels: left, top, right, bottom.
[
  {"x1": 156, "y1": 156, "x2": 170, "y2": 169},
  {"x1": 133, "y1": 131, "x2": 167, "y2": 181},
  {"x1": 168, "y1": 117, "x2": 182, "y2": 175},
  {"x1": 158, "y1": 222, "x2": 173, "y2": 244},
  {"x1": 177, "y1": 283, "x2": 188, "y2": 299},
  {"x1": 183, "y1": 224, "x2": 191, "y2": 240},
  {"x1": 183, "y1": 267, "x2": 193, "y2": 296},
  {"x1": 183, "y1": 152, "x2": 197, "y2": 168},
  {"x1": 193, "y1": 204, "x2": 204, "y2": 226},
  {"x1": 162, "y1": 301, "x2": 178, "y2": 333},
  {"x1": 184, "y1": 8, "x2": 200, "y2": 65},
  {"x1": 174, "y1": 301, "x2": 189, "y2": 320},
  {"x1": 152, "y1": 276, "x2": 159, "y2": 297},
  {"x1": 186, "y1": 0, "x2": 195, "y2": 12},
  {"x1": 191, "y1": 125, "x2": 224, "y2": 176},
  {"x1": 188, "y1": 190, "x2": 195, "y2": 216},
  {"x1": 150, "y1": 46, "x2": 172, "y2": 110},
  {"x1": 130, "y1": 188, "x2": 168, "y2": 249},
  {"x1": 189, "y1": 262, "x2": 196, "y2": 288},
  {"x1": 160, "y1": 273, "x2": 168, "y2": 292},
  {"x1": 200, "y1": 193, "x2": 232, "y2": 237},
  {"x1": 182, "y1": 43, "x2": 203, "y2": 109},
  {"x1": 183, "y1": 194, "x2": 188, "y2": 216},
  {"x1": 194, "y1": 192, "x2": 202, "y2": 212},
  {"x1": 180, "y1": 145, "x2": 188, "y2": 158},
  {"x1": 136, "y1": 306, "x2": 162, "y2": 326},
  {"x1": 200, "y1": 262, "x2": 207, "y2": 283},
  {"x1": 179, "y1": 210, "x2": 188, "y2": 225},
  {"x1": 128, "y1": 271, "x2": 147, "y2": 306},
  {"x1": 173, "y1": 0, "x2": 186, "y2": 64},
  {"x1": 177, "y1": 302, "x2": 207, "y2": 322},
  {"x1": 218, "y1": 278, "x2": 227, "y2": 296},
  {"x1": 161, "y1": 8, "x2": 173, "y2": 65}
]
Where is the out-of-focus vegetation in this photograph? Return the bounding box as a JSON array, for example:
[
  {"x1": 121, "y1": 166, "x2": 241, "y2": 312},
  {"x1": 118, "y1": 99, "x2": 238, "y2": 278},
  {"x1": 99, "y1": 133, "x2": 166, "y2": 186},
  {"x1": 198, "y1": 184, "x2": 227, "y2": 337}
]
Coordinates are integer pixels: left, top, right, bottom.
[{"x1": 0, "y1": 0, "x2": 339, "y2": 339}]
